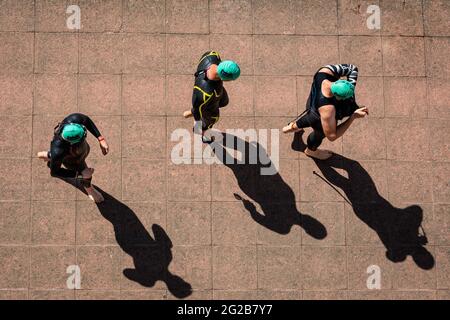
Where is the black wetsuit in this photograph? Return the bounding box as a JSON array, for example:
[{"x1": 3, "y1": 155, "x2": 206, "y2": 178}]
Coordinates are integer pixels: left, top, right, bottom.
[
  {"x1": 47, "y1": 113, "x2": 102, "y2": 187},
  {"x1": 191, "y1": 51, "x2": 229, "y2": 131},
  {"x1": 295, "y1": 64, "x2": 360, "y2": 150}
]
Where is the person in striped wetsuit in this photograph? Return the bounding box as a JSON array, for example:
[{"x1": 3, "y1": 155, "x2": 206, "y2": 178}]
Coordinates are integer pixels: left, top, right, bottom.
[
  {"x1": 183, "y1": 51, "x2": 240, "y2": 143},
  {"x1": 283, "y1": 63, "x2": 369, "y2": 160}
]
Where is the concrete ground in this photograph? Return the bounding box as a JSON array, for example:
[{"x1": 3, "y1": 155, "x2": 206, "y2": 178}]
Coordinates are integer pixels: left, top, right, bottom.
[{"x1": 0, "y1": 0, "x2": 449, "y2": 300}]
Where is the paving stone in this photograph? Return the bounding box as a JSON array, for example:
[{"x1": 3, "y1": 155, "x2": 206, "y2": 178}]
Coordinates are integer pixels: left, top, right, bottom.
[
  {"x1": 0, "y1": 75, "x2": 33, "y2": 115},
  {"x1": 424, "y1": 0, "x2": 450, "y2": 36},
  {"x1": 0, "y1": 33, "x2": 34, "y2": 72},
  {"x1": 253, "y1": 0, "x2": 296, "y2": 35},
  {"x1": 35, "y1": 33, "x2": 78, "y2": 74},
  {"x1": 30, "y1": 246, "x2": 76, "y2": 289},
  {"x1": 212, "y1": 246, "x2": 257, "y2": 290},
  {"x1": 210, "y1": 0, "x2": 252, "y2": 34}
]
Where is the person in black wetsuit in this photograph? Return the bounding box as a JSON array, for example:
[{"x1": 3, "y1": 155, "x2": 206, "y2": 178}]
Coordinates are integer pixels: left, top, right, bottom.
[
  {"x1": 37, "y1": 113, "x2": 109, "y2": 203},
  {"x1": 183, "y1": 51, "x2": 241, "y2": 143},
  {"x1": 283, "y1": 64, "x2": 369, "y2": 160}
]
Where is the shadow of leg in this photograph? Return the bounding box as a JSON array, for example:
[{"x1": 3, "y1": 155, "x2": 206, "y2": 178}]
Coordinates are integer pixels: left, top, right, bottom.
[
  {"x1": 291, "y1": 131, "x2": 307, "y2": 152},
  {"x1": 299, "y1": 214, "x2": 327, "y2": 240}
]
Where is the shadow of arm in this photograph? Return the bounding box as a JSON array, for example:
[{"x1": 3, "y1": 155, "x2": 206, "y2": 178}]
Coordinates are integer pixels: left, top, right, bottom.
[{"x1": 153, "y1": 224, "x2": 173, "y2": 249}]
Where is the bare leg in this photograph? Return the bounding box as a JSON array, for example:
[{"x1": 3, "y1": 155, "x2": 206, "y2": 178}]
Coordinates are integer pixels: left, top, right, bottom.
[{"x1": 80, "y1": 168, "x2": 104, "y2": 203}]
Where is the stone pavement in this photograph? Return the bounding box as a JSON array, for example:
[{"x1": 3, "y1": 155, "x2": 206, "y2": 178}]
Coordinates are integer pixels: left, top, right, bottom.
[{"x1": 0, "y1": 0, "x2": 449, "y2": 300}]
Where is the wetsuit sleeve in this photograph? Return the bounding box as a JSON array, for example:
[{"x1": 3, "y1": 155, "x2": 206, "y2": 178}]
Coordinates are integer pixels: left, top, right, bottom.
[
  {"x1": 65, "y1": 113, "x2": 102, "y2": 138},
  {"x1": 325, "y1": 64, "x2": 359, "y2": 86},
  {"x1": 48, "y1": 143, "x2": 77, "y2": 178},
  {"x1": 219, "y1": 88, "x2": 229, "y2": 108}
]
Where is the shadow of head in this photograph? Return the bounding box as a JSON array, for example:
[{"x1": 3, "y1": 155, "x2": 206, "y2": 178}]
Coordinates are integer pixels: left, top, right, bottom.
[{"x1": 388, "y1": 204, "x2": 435, "y2": 270}]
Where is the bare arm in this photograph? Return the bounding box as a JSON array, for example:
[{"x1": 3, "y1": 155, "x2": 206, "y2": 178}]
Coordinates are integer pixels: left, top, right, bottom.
[{"x1": 319, "y1": 105, "x2": 368, "y2": 141}]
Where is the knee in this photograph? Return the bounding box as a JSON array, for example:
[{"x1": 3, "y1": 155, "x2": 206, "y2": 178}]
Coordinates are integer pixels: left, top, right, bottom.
[{"x1": 327, "y1": 133, "x2": 338, "y2": 142}]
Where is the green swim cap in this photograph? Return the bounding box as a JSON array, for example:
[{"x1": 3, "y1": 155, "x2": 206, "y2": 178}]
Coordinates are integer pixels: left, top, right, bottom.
[
  {"x1": 217, "y1": 60, "x2": 240, "y2": 81},
  {"x1": 331, "y1": 80, "x2": 355, "y2": 100},
  {"x1": 61, "y1": 123, "x2": 86, "y2": 144}
]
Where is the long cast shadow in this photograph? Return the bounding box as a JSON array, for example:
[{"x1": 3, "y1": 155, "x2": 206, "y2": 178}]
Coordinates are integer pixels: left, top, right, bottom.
[
  {"x1": 59, "y1": 179, "x2": 192, "y2": 298},
  {"x1": 211, "y1": 132, "x2": 327, "y2": 240},
  {"x1": 292, "y1": 132, "x2": 434, "y2": 270}
]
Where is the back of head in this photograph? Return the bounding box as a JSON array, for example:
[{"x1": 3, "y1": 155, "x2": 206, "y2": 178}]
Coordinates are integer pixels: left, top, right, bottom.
[
  {"x1": 331, "y1": 79, "x2": 355, "y2": 100},
  {"x1": 61, "y1": 123, "x2": 86, "y2": 144},
  {"x1": 217, "y1": 60, "x2": 241, "y2": 81}
]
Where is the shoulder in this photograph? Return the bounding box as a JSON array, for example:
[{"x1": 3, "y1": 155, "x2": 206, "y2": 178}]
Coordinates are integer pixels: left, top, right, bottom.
[
  {"x1": 194, "y1": 77, "x2": 215, "y2": 95},
  {"x1": 50, "y1": 138, "x2": 68, "y2": 154},
  {"x1": 200, "y1": 51, "x2": 221, "y2": 62},
  {"x1": 64, "y1": 113, "x2": 86, "y2": 123},
  {"x1": 318, "y1": 104, "x2": 336, "y2": 118},
  {"x1": 317, "y1": 67, "x2": 334, "y2": 76},
  {"x1": 198, "y1": 51, "x2": 221, "y2": 68}
]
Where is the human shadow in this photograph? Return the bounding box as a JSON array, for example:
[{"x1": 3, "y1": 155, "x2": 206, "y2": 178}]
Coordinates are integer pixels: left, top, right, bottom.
[
  {"x1": 58, "y1": 179, "x2": 192, "y2": 298},
  {"x1": 211, "y1": 132, "x2": 327, "y2": 240},
  {"x1": 291, "y1": 132, "x2": 435, "y2": 270}
]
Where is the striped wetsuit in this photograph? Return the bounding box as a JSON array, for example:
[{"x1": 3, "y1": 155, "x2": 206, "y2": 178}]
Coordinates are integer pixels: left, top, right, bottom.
[
  {"x1": 295, "y1": 64, "x2": 360, "y2": 150},
  {"x1": 324, "y1": 63, "x2": 359, "y2": 85}
]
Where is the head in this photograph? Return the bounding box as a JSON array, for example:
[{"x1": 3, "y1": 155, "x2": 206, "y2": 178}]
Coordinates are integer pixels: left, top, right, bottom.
[
  {"x1": 217, "y1": 60, "x2": 241, "y2": 81},
  {"x1": 331, "y1": 80, "x2": 355, "y2": 100},
  {"x1": 61, "y1": 123, "x2": 86, "y2": 144}
]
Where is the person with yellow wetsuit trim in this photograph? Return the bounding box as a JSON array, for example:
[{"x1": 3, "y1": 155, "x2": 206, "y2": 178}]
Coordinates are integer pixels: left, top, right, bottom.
[{"x1": 183, "y1": 51, "x2": 240, "y2": 143}]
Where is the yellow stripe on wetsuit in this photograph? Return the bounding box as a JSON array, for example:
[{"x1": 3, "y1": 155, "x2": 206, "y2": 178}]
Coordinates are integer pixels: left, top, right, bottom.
[
  {"x1": 194, "y1": 86, "x2": 213, "y2": 120},
  {"x1": 198, "y1": 51, "x2": 221, "y2": 64},
  {"x1": 193, "y1": 86, "x2": 220, "y2": 128}
]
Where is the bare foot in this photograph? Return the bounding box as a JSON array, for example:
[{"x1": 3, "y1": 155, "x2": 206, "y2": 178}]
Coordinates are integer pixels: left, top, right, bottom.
[
  {"x1": 304, "y1": 148, "x2": 333, "y2": 160},
  {"x1": 282, "y1": 122, "x2": 304, "y2": 134},
  {"x1": 183, "y1": 110, "x2": 193, "y2": 118},
  {"x1": 85, "y1": 186, "x2": 104, "y2": 203},
  {"x1": 37, "y1": 151, "x2": 50, "y2": 161}
]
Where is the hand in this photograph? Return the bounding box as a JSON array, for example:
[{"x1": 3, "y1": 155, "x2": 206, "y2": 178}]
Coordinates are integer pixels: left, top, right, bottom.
[
  {"x1": 81, "y1": 168, "x2": 94, "y2": 179},
  {"x1": 99, "y1": 138, "x2": 109, "y2": 155},
  {"x1": 353, "y1": 106, "x2": 369, "y2": 119}
]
